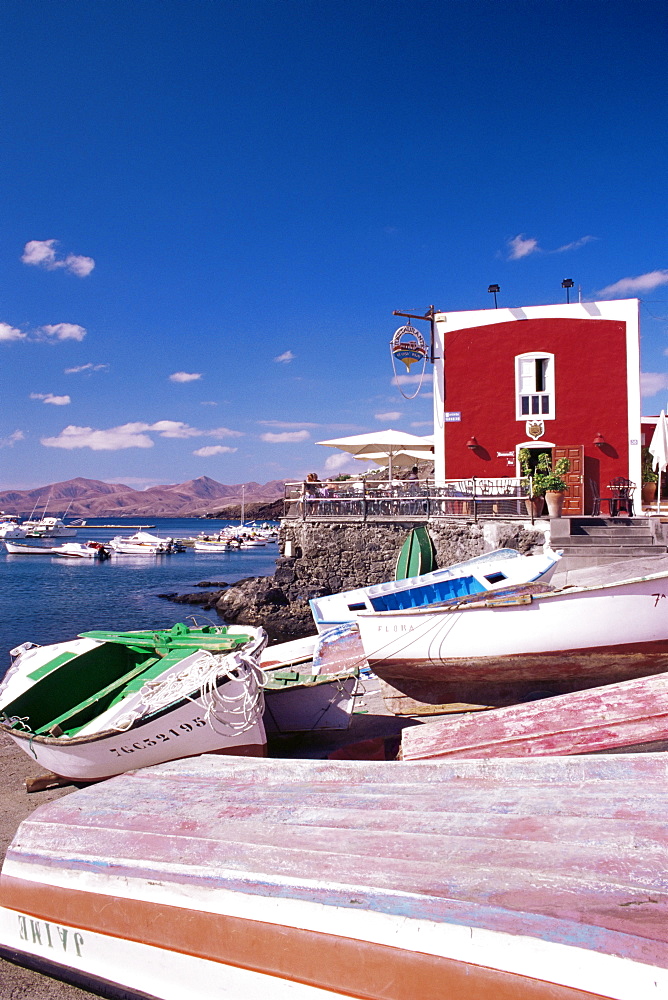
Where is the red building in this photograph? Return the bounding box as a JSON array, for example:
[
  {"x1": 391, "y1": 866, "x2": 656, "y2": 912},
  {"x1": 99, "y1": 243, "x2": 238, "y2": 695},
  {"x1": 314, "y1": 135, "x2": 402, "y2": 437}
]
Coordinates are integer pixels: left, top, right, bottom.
[{"x1": 431, "y1": 299, "x2": 641, "y2": 515}]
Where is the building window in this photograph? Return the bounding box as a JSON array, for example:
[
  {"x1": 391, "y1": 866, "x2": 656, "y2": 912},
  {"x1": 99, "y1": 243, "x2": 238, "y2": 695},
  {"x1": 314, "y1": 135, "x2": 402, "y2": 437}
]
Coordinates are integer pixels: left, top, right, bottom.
[{"x1": 516, "y1": 352, "x2": 554, "y2": 420}]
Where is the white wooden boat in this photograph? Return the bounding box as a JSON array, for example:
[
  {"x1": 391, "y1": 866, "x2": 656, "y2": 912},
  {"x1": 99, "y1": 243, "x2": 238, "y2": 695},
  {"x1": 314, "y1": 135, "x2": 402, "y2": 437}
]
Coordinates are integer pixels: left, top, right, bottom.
[
  {"x1": 192, "y1": 538, "x2": 232, "y2": 552},
  {"x1": 4, "y1": 538, "x2": 65, "y2": 554},
  {"x1": 261, "y1": 630, "x2": 360, "y2": 733},
  {"x1": 0, "y1": 624, "x2": 268, "y2": 781},
  {"x1": 310, "y1": 547, "x2": 561, "y2": 632},
  {"x1": 108, "y1": 530, "x2": 175, "y2": 554},
  {"x1": 1, "y1": 752, "x2": 668, "y2": 999},
  {"x1": 356, "y1": 556, "x2": 668, "y2": 710}
]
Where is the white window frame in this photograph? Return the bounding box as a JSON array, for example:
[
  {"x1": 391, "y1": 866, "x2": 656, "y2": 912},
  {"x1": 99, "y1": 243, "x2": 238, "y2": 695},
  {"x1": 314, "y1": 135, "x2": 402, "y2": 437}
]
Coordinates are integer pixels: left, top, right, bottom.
[{"x1": 515, "y1": 352, "x2": 555, "y2": 420}]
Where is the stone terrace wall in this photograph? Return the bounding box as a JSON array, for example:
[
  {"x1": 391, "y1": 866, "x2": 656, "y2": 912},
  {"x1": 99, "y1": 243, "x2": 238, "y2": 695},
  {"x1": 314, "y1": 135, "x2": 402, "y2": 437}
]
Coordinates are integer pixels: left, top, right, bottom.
[
  {"x1": 279, "y1": 519, "x2": 545, "y2": 597},
  {"x1": 217, "y1": 518, "x2": 546, "y2": 641}
]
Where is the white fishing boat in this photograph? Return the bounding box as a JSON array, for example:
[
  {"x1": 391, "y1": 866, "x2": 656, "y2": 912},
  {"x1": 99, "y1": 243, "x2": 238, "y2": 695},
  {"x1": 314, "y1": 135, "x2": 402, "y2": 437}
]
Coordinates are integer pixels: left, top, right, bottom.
[
  {"x1": 108, "y1": 530, "x2": 176, "y2": 554},
  {"x1": 0, "y1": 513, "x2": 22, "y2": 537},
  {"x1": 0, "y1": 624, "x2": 268, "y2": 781},
  {"x1": 4, "y1": 538, "x2": 66, "y2": 554},
  {"x1": 2, "y1": 753, "x2": 668, "y2": 1000},
  {"x1": 52, "y1": 541, "x2": 111, "y2": 560},
  {"x1": 356, "y1": 556, "x2": 668, "y2": 709},
  {"x1": 26, "y1": 515, "x2": 77, "y2": 538},
  {"x1": 260, "y1": 628, "x2": 360, "y2": 733},
  {"x1": 192, "y1": 538, "x2": 232, "y2": 552},
  {"x1": 310, "y1": 547, "x2": 561, "y2": 632}
]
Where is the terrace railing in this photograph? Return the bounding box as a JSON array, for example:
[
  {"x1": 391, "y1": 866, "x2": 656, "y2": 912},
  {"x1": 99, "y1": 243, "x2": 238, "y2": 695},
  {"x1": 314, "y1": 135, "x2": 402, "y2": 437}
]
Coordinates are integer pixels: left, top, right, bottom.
[{"x1": 284, "y1": 477, "x2": 535, "y2": 522}]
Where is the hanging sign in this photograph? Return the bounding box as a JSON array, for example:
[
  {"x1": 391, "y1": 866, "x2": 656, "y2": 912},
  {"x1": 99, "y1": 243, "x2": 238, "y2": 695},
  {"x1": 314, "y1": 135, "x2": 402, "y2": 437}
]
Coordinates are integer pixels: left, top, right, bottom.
[
  {"x1": 390, "y1": 324, "x2": 427, "y2": 371},
  {"x1": 526, "y1": 420, "x2": 545, "y2": 440}
]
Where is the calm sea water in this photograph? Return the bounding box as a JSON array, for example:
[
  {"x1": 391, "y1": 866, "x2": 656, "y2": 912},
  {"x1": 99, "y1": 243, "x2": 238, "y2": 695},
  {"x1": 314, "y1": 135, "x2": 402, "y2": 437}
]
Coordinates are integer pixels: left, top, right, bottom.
[{"x1": 0, "y1": 518, "x2": 279, "y2": 665}]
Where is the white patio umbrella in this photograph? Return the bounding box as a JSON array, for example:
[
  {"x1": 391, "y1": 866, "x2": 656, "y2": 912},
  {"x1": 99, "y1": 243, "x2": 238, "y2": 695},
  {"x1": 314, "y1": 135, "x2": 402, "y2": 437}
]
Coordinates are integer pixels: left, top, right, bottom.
[
  {"x1": 317, "y1": 430, "x2": 434, "y2": 481},
  {"x1": 649, "y1": 410, "x2": 668, "y2": 513}
]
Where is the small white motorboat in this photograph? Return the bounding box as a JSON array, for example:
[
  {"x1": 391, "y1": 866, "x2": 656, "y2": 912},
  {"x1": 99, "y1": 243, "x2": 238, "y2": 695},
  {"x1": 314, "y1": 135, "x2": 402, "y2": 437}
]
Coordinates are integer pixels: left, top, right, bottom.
[
  {"x1": 108, "y1": 530, "x2": 176, "y2": 555},
  {"x1": 52, "y1": 541, "x2": 111, "y2": 560},
  {"x1": 192, "y1": 538, "x2": 232, "y2": 552}
]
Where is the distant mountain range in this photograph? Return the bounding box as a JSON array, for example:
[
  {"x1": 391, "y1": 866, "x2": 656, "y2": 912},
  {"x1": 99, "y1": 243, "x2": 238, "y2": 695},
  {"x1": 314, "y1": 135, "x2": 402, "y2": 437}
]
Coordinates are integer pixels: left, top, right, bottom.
[{"x1": 0, "y1": 476, "x2": 286, "y2": 518}]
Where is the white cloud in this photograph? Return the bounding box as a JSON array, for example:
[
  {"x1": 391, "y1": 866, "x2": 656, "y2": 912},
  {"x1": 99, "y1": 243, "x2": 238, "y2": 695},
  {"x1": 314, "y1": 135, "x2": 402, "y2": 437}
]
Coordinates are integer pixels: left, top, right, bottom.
[
  {"x1": 63, "y1": 253, "x2": 95, "y2": 277},
  {"x1": 30, "y1": 393, "x2": 71, "y2": 406},
  {"x1": 148, "y1": 421, "x2": 243, "y2": 439},
  {"x1": 0, "y1": 322, "x2": 25, "y2": 341},
  {"x1": 641, "y1": 373, "x2": 668, "y2": 397},
  {"x1": 208, "y1": 426, "x2": 244, "y2": 438},
  {"x1": 410, "y1": 421, "x2": 433, "y2": 427},
  {"x1": 261, "y1": 430, "x2": 310, "y2": 443},
  {"x1": 391, "y1": 373, "x2": 427, "y2": 385},
  {"x1": 41, "y1": 423, "x2": 156, "y2": 450},
  {"x1": 22, "y1": 239, "x2": 95, "y2": 276},
  {"x1": 169, "y1": 371, "x2": 202, "y2": 382},
  {"x1": 554, "y1": 235, "x2": 596, "y2": 253},
  {"x1": 507, "y1": 234, "x2": 540, "y2": 259},
  {"x1": 193, "y1": 445, "x2": 238, "y2": 457},
  {"x1": 258, "y1": 420, "x2": 321, "y2": 428},
  {"x1": 274, "y1": 350, "x2": 295, "y2": 363},
  {"x1": 39, "y1": 323, "x2": 87, "y2": 342},
  {"x1": 148, "y1": 420, "x2": 203, "y2": 439},
  {"x1": 40, "y1": 419, "x2": 244, "y2": 450},
  {"x1": 0, "y1": 430, "x2": 24, "y2": 448},
  {"x1": 597, "y1": 270, "x2": 668, "y2": 298},
  {"x1": 65, "y1": 362, "x2": 109, "y2": 374},
  {"x1": 323, "y1": 452, "x2": 358, "y2": 472},
  {"x1": 375, "y1": 411, "x2": 402, "y2": 421}
]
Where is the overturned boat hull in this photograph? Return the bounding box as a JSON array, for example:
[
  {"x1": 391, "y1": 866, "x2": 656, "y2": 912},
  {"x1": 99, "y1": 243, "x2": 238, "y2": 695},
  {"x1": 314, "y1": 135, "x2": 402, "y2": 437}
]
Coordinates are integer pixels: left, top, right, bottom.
[
  {"x1": 1, "y1": 753, "x2": 668, "y2": 999},
  {"x1": 401, "y1": 671, "x2": 668, "y2": 760}
]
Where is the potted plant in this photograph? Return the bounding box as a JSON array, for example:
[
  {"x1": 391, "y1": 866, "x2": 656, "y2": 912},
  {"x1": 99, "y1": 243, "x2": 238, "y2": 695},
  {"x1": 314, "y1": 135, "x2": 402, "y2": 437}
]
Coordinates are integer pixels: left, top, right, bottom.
[
  {"x1": 641, "y1": 446, "x2": 659, "y2": 504},
  {"x1": 533, "y1": 454, "x2": 571, "y2": 517},
  {"x1": 519, "y1": 448, "x2": 545, "y2": 518}
]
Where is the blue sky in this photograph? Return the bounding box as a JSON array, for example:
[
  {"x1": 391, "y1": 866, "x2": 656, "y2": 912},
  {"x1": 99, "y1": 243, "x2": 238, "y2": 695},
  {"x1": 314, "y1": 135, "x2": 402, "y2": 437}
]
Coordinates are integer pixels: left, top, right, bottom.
[{"x1": 1, "y1": 0, "x2": 667, "y2": 490}]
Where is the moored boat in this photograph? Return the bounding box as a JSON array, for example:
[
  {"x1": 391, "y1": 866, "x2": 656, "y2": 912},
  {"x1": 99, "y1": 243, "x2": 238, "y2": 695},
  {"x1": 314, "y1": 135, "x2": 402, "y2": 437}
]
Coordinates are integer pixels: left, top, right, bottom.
[
  {"x1": 0, "y1": 623, "x2": 268, "y2": 780},
  {"x1": 108, "y1": 530, "x2": 177, "y2": 554},
  {"x1": 52, "y1": 541, "x2": 111, "y2": 559},
  {"x1": 356, "y1": 556, "x2": 668, "y2": 711},
  {"x1": 310, "y1": 546, "x2": 561, "y2": 632},
  {"x1": 1, "y1": 752, "x2": 667, "y2": 999}
]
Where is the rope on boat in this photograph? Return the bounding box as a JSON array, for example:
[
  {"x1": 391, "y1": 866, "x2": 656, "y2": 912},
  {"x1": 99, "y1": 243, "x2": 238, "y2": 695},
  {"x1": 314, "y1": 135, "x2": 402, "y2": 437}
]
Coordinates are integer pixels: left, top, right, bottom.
[{"x1": 111, "y1": 635, "x2": 269, "y2": 736}]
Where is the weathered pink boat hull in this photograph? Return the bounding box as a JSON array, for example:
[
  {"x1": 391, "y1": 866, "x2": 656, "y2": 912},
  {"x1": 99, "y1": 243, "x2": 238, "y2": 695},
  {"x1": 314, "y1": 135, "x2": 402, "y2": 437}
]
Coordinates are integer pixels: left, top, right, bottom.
[
  {"x1": 401, "y1": 671, "x2": 668, "y2": 760},
  {"x1": 2, "y1": 754, "x2": 668, "y2": 999}
]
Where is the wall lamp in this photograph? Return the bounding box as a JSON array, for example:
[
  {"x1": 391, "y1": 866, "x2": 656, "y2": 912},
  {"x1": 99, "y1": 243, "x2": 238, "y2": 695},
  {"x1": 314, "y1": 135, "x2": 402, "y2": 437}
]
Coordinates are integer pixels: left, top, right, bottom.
[
  {"x1": 467, "y1": 436, "x2": 479, "y2": 450},
  {"x1": 487, "y1": 284, "x2": 500, "y2": 308},
  {"x1": 593, "y1": 432, "x2": 605, "y2": 448}
]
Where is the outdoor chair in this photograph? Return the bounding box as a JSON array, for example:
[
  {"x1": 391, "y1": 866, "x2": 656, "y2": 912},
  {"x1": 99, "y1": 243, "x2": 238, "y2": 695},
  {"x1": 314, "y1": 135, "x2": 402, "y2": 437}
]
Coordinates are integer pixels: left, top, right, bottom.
[
  {"x1": 588, "y1": 478, "x2": 601, "y2": 516},
  {"x1": 607, "y1": 477, "x2": 635, "y2": 517}
]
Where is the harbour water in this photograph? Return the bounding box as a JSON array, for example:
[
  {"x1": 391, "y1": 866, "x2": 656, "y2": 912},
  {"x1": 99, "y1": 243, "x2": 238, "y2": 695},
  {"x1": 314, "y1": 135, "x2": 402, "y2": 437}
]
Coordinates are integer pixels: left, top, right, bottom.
[{"x1": 0, "y1": 518, "x2": 279, "y2": 666}]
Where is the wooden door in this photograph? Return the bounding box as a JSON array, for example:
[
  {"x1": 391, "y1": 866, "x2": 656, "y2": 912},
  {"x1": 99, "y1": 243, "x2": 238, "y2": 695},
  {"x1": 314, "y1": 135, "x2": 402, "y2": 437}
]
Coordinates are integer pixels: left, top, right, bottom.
[{"x1": 554, "y1": 446, "x2": 584, "y2": 515}]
